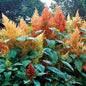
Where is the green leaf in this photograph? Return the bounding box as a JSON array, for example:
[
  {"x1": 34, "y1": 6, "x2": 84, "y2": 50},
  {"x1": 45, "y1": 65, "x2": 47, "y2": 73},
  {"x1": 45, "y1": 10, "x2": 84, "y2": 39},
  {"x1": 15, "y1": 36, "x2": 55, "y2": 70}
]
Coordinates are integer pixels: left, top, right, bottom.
[
  {"x1": 52, "y1": 77, "x2": 59, "y2": 81},
  {"x1": 49, "y1": 51, "x2": 58, "y2": 63},
  {"x1": 24, "y1": 80, "x2": 30, "y2": 84},
  {"x1": 55, "y1": 32, "x2": 64, "y2": 37},
  {"x1": 2, "y1": 81, "x2": 11, "y2": 86},
  {"x1": 35, "y1": 30, "x2": 42, "y2": 33},
  {"x1": 28, "y1": 50, "x2": 38, "y2": 59},
  {"x1": 16, "y1": 36, "x2": 26, "y2": 41},
  {"x1": 16, "y1": 72, "x2": 26, "y2": 79},
  {"x1": 80, "y1": 27, "x2": 86, "y2": 32},
  {"x1": 74, "y1": 60, "x2": 83, "y2": 72},
  {"x1": 55, "y1": 40, "x2": 65, "y2": 45},
  {"x1": 44, "y1": 20, "x2": 48, "y2": 23},
  {"x1": 12, "y1": 68, "x2": 18, "y2": 71},
  {"x1": 33, "y1": 80, "x2": 40, "y2": 86},
  {"x1": 80, "y1": 54, "x2": 86, "y2": 60},
  {"x1": 0, "y1": 64, "x2": 6, "y2": 69},
  {"x1": 70, "y1": 54, "x2": 76, "y2": 59},
  {"x1": 0, "y1": 69, "x2": 5, "y2": 73},
  {"x1": 72, "y1": 82, "x2": 82, "y2": 86},
  {"x1": 34, "y1": 64, "x2": 45, "y2": 72},
  {"x1": 13, "y1": 82, "x2": 19, "y2": 86},
  {"x1": 45, "y1": 78, "x2": 52, "y2": 82},
  {"x1": 43, "y1": 60, "x2": 53, "y2": 65},
  {"x1": 26, "y1": 37, "x2": 38, "y2": 41},
  {"x1": 20, "y1": 66, "x2": 26, "y2": 73},
  {"x1": 3, "y1": 39, "x2": 11, "y2": 43},
  {"x1": 46, "y1": 39, "x2": 55, "y2": 49},
  {"x1": 44, "y1": 48, "x2": 51, "y2": 55},
  {"x1": 14, "y1": 63, "x2": 23, "y2": 66},
  {"x1": 61, "y1": 61, "x2": 74, "y2": 71},
  {"x1": 12, "y1": 47, "x2": 22, "y2": 53},
  {"x1": 67, "y1": 56, "x2": 73, "y2": 63},
  {"x1": 49, "y1": 28, "x2": 56, "y2": 32},
  {"x1": 4, "y1": 72, "x2": 11, "y2": 81},
  {"x1": 36, "y1": 72, "x2": 46, "y2": 76},
  {"x1": 22, "y1": 60, "x2": 31, "y2": 67},
  {"x1": 7, "y1": 50, "x2": 17, "y2": 59},
  {"x1": 47, "y1": 66, "x2": 65, "y2": 79},
  {"x1": 58, "y1": 84, "x2": 64, "y2": 86}
]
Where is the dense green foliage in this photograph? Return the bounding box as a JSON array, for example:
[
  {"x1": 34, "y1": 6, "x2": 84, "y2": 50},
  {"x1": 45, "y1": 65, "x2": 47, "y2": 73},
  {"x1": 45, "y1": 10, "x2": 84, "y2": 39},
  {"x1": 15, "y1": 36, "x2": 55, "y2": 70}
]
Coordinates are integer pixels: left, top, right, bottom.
[
  {"x1": 50, "y1": 0, "x2": 86, "y2": 19},
  {"x1": 0, "y1": 0, "x2": 44, "y2": 22}
]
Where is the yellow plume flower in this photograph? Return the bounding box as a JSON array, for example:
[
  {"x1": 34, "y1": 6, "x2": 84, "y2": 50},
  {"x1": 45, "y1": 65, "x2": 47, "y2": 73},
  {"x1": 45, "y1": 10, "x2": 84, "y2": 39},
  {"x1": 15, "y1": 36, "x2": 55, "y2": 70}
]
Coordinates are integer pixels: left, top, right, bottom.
[
  {"x1": 66, "y1": 28, "x2": 84, "y2": 56},
  {"x1": 31, "y1": 8, "x2": 39, "y2": 28},
  {"x1": 72, "y1": 10, "x2": 82, "y2": 28},
  {"x1": 31, "y1": 8, "x2": 39, "y2": 24},
  {"x1": 2, "y1": 14, "x2": 23, "y2": 42},
  {"x1": 32, "y1": 32, "x2": 44, "y2": 64},
  {"x1": 18, "y1": 18, "x2": 29, "y2": 36},
  {"x1": 67, "y1": 13, "x2": 72, "y2": 25}
]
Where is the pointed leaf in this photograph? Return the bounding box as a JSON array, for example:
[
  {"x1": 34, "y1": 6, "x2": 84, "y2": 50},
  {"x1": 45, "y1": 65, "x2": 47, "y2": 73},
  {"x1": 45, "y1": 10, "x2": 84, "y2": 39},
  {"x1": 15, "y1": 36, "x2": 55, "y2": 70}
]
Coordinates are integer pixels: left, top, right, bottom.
[
  {"x1": 3, "y1": 39, "x2": 11, "y2": 43},
  {"x1": 74, "y1": 60, "x2": 82, "y2": 72},
  {"x1": 35, "y1": 30, "x2": 42, "y2": 33},
  {"x1": 28, "y1": 50, "x2": 38, "y2": 59},
  {"x1": 46, "y1": 39, "x2": 55, "y2": 49},
  {"x1": 47, "y1": 66, "x2": 65, "y2": 79},
  {"x1": 61, "y1": 61, "x2": 74, "y2": 71},
  {"x1": 34, "y1": 64, "x2": 45, "y2": 72},
  {"x1": 16, "y1": 36, "x2": 26, "y2": 41},
  {"x1": 34, "y1": 80, "x2": 40, "y2": 86},
  {"x1": 26, "y1": 37, "x2": 38, "y2": 41}
]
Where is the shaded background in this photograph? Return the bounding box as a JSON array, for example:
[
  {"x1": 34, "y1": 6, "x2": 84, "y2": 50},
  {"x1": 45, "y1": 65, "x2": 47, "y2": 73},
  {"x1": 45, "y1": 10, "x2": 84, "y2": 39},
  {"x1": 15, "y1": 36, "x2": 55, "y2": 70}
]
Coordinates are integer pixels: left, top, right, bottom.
[{"x1": 0, "y1": 0, "x2": 86, "y2": 23}]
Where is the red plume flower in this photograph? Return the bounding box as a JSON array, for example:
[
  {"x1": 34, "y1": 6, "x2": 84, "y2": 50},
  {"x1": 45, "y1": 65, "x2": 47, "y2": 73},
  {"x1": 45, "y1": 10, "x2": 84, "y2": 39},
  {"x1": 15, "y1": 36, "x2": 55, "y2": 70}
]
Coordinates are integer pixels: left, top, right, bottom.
[
  {"x1": 0, "y1": 44, "x2": 7, "y2": 50},
  {"x1": 25, "y1": 62, "x2": 36, "y2": 80}
]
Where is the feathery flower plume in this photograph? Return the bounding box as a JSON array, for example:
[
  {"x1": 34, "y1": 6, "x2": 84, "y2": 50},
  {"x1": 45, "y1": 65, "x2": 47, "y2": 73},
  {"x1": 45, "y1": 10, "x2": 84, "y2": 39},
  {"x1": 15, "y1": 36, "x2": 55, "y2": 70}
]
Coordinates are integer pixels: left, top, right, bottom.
[
  {"x1": 18, "y1": 18, "x2": 29, "y2": 36},
  {"x1": 31, "y1": 8, "x2": 40, "y2": 29},
  {"x1": 1, "y1": 14, "x2": 23, "y2": 42},
  {"x1": 49, "y1": 5, "x2": 66, "y2": 32},
  {"x1": 32, "y1": 32, "x2": 44, "y2": 64},
  {"x1": 72, "y1": 10, "x2": 82, "y2": 29},
  {"x1": 25, "y1": 62, "x2": 36, "y2": 80},
  {"x1": 66, "y1": 28, "x2": 84, "y2": 56}
]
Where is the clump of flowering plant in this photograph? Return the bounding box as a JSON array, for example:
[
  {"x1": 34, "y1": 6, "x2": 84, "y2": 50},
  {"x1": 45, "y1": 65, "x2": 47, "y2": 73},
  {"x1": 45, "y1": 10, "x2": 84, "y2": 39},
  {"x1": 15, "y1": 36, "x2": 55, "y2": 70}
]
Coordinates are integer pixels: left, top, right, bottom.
[{"x1": 0, "y1": 5, "x2": 86, "y2": 86}]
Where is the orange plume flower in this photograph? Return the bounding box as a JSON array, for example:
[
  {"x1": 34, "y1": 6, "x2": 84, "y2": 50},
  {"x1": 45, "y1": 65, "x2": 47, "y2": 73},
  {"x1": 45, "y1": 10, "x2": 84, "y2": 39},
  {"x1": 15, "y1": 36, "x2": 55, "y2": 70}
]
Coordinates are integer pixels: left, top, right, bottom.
[
  {"x1": 31, "y1": 6, "x2": 53, "y2": 39},
  {"x1": 49, "y1": 5, "x2": 66, "y2": 32}
]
